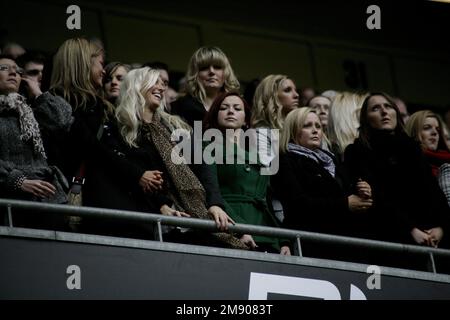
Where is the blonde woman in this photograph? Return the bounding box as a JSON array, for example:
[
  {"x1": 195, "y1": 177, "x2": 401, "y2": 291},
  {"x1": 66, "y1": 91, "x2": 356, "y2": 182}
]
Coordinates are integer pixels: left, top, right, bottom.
[
  {"x1": 171, "y1": 46, "x2": 240, "y2": 128},
  {"x1": 0, "y1": 54, "x2": 71, "y2": 230},
  {"x1": 113, "y1": 67, "x2": 246, "y2": 249},
  {"x1": 327, "y1": 91, "x2": 368, "y2": 161},
  {"x1": 251, "y1": 74, "x2": 299, "y2": 167},
  {"x1": 273, "y1": 107, "x2": 372, "y2": 238},
  {"x1": 405, "y1": 110, "x2": 450, "y2": 177},
  {"x1": 49, "y1": 38, "x2": 127, "y2": 211}
]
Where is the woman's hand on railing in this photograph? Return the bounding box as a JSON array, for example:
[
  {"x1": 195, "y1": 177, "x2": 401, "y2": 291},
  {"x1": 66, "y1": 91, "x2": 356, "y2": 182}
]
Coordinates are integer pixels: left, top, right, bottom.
[
  {"x1": 207, "y1": 205, "x2": 235, "y2": 231},
  {"x1": 160, "y1": 204, "x2": 190, "y2": 217},
  {"x1": 139, "y1": 170, "x2": 163, "y2": 193},
  {"x1": 21, "y1": 179, "x2": 56, "y2": 198},
  {"x1": 240, "y1": 234, "x2": 257, "y2": 249},
  {"x1": 425, "y1": 227, "x2": 444, "y2": 248}
]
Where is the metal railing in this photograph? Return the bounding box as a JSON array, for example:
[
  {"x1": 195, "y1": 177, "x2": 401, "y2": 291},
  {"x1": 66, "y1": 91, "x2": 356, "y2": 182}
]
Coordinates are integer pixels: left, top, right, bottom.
[{"x1": 1, "y1": 198, "x2": 450, "y2": 274}]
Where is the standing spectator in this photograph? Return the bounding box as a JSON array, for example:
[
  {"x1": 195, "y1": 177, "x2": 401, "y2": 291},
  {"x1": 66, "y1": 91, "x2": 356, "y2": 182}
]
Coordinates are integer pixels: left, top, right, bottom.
[
  {"x1": 251, "y1": 74, "x2": 299, "y2": 167},
  {"x1": 274, "y1": 107, "x2": 373, "y2": 237},
  {"x1": 406, "y1": 110, "x2": 450, "y2": 177},
  {"x1": 344, "y1": 93, "x2": 449, "y2": 248},
  {"x1": 307, "y1": 95, "x2": 332, "y2": 134},
  {"x1": 204, "y1": 91, "x2": 290, "y2": 254},
  {"x1": 0, "y1": 54, "x2": 71, "y2": 229},
  {"x1": 113, "y1": 67, "x2": 246, "y2": 248}
]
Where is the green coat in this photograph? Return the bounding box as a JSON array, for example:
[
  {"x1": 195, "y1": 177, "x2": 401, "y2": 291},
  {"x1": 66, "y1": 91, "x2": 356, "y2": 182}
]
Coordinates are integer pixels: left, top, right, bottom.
[{"x1": 208, "y1": 142, "x2": 282, "y2": 251}]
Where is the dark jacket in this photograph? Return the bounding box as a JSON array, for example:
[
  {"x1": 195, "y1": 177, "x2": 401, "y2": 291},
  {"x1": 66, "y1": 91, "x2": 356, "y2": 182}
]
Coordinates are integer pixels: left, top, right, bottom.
[
  {"x1": 272, "y1": 151, "x2": 351, "y2": 236},
  {"x1": 344, "y1": 132, "x2": 450, "y2": 245},
  {"x1": 171, "y1": 94, "x2": 205, "y2": 129}
]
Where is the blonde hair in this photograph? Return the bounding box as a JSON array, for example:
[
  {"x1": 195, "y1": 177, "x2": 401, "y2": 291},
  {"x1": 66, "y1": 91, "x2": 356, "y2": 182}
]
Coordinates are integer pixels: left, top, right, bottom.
[
  {"x1": 327, "y1": 91, "x2": 368, "y2": 155},
  {"x1": 405, "y1": 110, "x2": 449, "y2": 151},
  {"x1": 186, "y1": 46, "x2": 239, "y2": 105},
  {"x1": 280, "y1": 107, "x2": 329, "y2": 153},
  {"x1": 116, "y1": 67, "x2": 190, "y2": 147},
  {"x1": 252, "y1": 74, "x2": 290, "y2": 130},
  {"x1": 50, "y1": 38, "x2": 113, "y2": 114}
]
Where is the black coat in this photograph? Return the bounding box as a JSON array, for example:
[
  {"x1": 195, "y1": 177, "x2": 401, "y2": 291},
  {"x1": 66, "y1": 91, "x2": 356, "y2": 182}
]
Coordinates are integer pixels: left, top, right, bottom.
[
  {"x1": 272, "y1": 152, "x2": 351, "y2": 236},
  {"x1": 171, "y1": 94, "x2": 205, "y2": 129},
  {"x1": 344, "y1": 132, "x2": 450, "y2": 245}
]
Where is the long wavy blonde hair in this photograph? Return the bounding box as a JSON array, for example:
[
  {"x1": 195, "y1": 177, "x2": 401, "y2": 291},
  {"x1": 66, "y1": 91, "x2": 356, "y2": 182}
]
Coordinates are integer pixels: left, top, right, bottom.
[
  {"x1": 50, "y1": 37, "x2": 113, "y2": 115},
  {"x1": 116, "y1": 67, "x2": 190, "y2": 147},
  {"x1": 186, "y1": 46, "x2": 240, "y2": 106},
  {"x1": 251, "y1": 74, "x2": 289, "y2": 130}
]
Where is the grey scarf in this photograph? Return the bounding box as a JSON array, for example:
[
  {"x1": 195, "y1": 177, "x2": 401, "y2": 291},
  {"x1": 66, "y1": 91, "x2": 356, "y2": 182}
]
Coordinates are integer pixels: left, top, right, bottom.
[
  {"x1": 288, "y1": 142, "x2": 336, "y2": 177},
  {"x1": 0, "y1": 93, "x2": 46, "y2": 159}
]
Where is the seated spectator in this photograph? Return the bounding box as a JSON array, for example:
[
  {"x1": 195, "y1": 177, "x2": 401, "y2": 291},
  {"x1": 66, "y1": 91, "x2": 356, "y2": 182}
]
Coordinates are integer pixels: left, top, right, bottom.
[
  {"x1": 0, "y1": 54, "x2": 71, "y2": 229},
  {"x1": 204, "y1": 91, "x2": 290, "y2": 255},
  {"x1": 251, "y1": 74, "x2": 300, "y2": 222},
  {"x1": 344, "y1": 93, "x2": 449, "y2": 248}
]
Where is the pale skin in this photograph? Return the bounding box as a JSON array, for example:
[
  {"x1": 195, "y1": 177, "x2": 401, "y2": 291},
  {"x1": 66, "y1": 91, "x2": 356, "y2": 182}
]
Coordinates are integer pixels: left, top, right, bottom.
[
  {"x1": 198, "y1": 64, "x2": 224, "y2": 110},
  {"x1": 297, "y1": 112, "x2": 373, "y2": 213},
  {"x1": 217, "y1": 95, "x2": 291, "y2": 255},
  {"x1": 278, "y1": 79, "x2": 299, "y2": 117},
  {"x1": 142, "y1": 77, "x2": 234, "y2": 230}
]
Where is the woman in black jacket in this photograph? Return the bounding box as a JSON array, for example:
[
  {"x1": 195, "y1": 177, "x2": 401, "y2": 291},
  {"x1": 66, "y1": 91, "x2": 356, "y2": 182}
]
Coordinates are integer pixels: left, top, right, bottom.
[
  {"x1": 344, "y1": 92, "x2": 449, "y2": 248},
  {"x1": 273, "y1": 107, "x2": 373, "y2": 238}
]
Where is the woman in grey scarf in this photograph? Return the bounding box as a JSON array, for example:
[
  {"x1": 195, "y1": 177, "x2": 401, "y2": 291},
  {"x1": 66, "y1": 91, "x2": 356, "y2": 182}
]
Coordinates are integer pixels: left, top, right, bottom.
[{"x1": 0, "y1": 55, "x2": 72, "y2": 229}]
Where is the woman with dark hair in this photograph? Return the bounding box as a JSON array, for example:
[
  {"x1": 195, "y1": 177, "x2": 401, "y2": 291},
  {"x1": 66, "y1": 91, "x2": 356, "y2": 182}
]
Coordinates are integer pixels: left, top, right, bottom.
[
  {"x1": 344, "y1": 93, "x2": 449, "y2": 248},
  {"x1": 204, "y1": 91, "x2": 290, "y2": 254}
]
